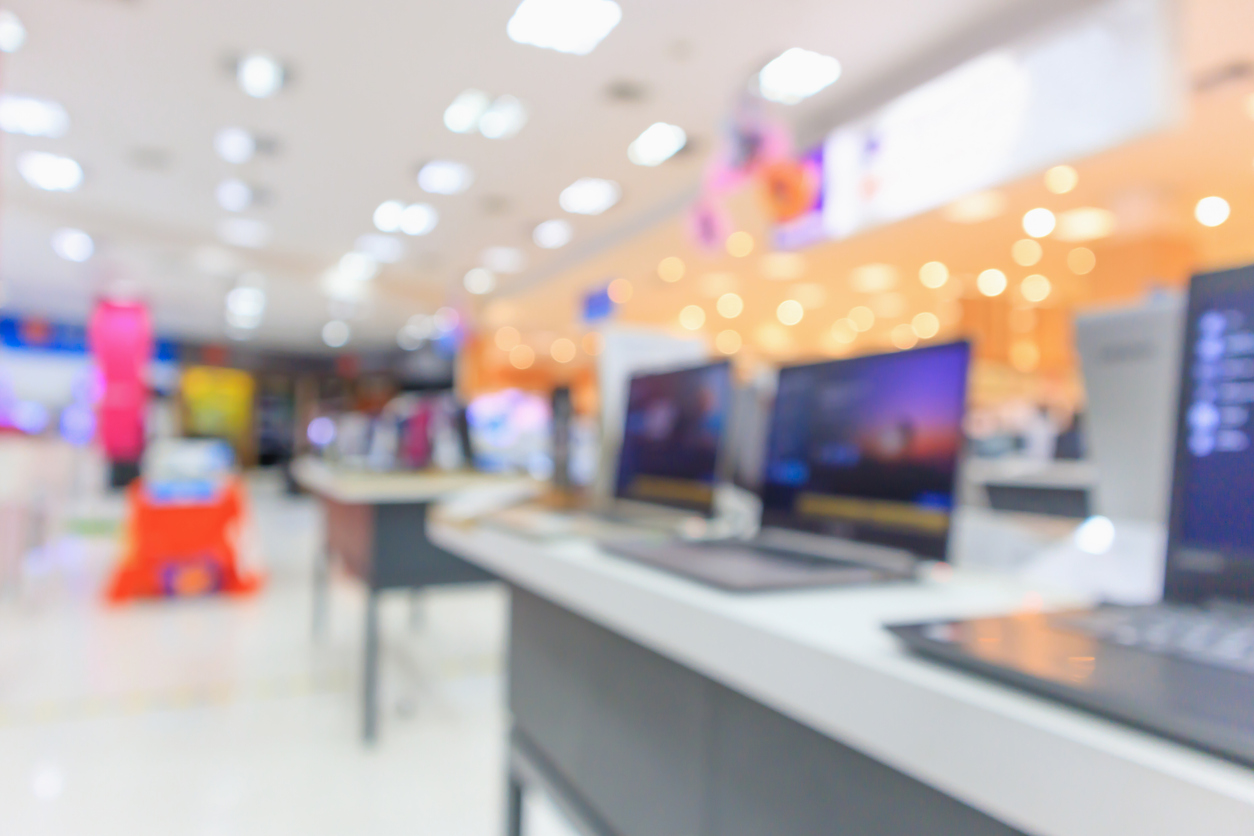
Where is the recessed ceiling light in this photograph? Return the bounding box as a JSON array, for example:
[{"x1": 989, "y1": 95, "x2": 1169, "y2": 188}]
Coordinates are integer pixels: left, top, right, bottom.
[
  {"x1": 479, "y1": 95, "x2": 528, "y2": 139},
  {"x1": 627, "y1": 122, "x2": 687, "y2": 166},
  {"x1": 1044, "y1": 165, "x2": 1078, "y2": 194},
  {"x1": 399, "y1": 203, "x2": 439, "y2": 236},
  {"x1": 1054, "y1": 207, "x2": 1116, "y2": 241},
  {"x1": 942, "y1": 190, "x2": 1006, "y2": 223},
  {"x1": 560, "y1": 177, "x2": 620, "y2": 215},
  {"x1": 237, "y1": 51, "x2": 285, "y2": 98},
  {"x1": 354, "y1": 233, "x2": 404, "y2": 264},
  {"x1": 1022, "y1": 207, "x2": 1057, "y2": 238},
  {"x1": 418, "y1": 160, "x2": 474, "y2": 195},
  {"x1": 373, "y1": 200, "x2": 405, "y2": 233},
  {"x1": 17, "y1": 151, "x2": 83, "y2": 192},
  {"x1": 506, "y1": 0, "x2": 622, "y2": 56},
  {"x1": 215, "y1": 178, "x2": 254, "y2": 212},
  {"x1": 481, "y1": 246, "x2": 527, "y2": 274},
  {"x1": 977, "y1": 268, "x2": 1008, "y2": 297},
  {"x1": 225, "y1": 286, "x2": 266, "y2": 329},
  {"x1": 217, "y1": 217, "x2": 271, "y2": 249},
  {"x1": 533, "y1": 219, "x2": 572, "y2": 249},
  {"x1": 51, "y1": 228, "x2": 93, "y2": 262},
  {"x1": 758, "y1": 48, "x2": 842, "y2": 104},
  {"x1": 322, "y1": 320, "x2": 350, "y2": 348},
  {"x1": 918, "y1": 261, "x2": 949, "y2": 289},
  {"x1": 1195, "y1": 196, "x2": 1230, "y2": 227},
  {"x1": 444, "y1": 89, "x2": 491, "y2": 133},
  {"x1": 777, "y1": 299, "x2": 804, "y2": 325},
  {"x1": 0, "y1": 11, "x2": 26, "y2": 53},
  {"x1": 850, "y1": 263, "x2": 898, "y2": 293},
  {"x1": 214, "y1": 127, "x2": 256, "y2": 164},
  {"x1": 0, "y1": 95, "x2": 69, "y2": 138},
  {"x1": 464, "y1": 268, "x2": 496, "y2": 295},
  {"x1": 338, "y1": 251, "x2": 379, "y2": 282}
]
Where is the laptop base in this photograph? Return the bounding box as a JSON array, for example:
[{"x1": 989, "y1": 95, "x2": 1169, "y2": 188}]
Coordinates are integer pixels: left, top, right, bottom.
[{"x1": 890, "y1": 610, "x2": 1254, "y2": 769}]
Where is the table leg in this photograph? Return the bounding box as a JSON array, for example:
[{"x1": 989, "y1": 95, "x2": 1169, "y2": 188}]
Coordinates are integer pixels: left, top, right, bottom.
[
  {"x1": 312, "y1": 545, "x2": 330, "y2": 640},
  {"x1": 408, "y1": 589, "x2": 424, "y2": 631},
  {"x1": 506, "y1": 771, "x2": 524, "y2": 836},
  {"x1": 363, "y1": 590, "x2": 380, "y2": 744}
]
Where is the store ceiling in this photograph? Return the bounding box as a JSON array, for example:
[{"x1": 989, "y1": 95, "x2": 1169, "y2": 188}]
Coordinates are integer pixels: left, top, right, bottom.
[{"x1": 0, "y1": 0, "x2": 1082, "y2": 350}]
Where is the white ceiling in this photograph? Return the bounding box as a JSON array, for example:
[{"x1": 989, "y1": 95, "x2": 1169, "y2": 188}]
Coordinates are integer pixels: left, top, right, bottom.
[{"x1": 0, "y1": 0, "x2": 1053, "y2": 350}]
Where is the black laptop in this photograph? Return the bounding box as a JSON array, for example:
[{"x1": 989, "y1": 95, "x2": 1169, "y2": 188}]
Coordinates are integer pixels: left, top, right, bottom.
[
  {"x1": 604, "y1": 341, "x2": 972, "y2": 591},
  {"x1": 890, "y1": 265, "x2": 1254, "y2": 767}
]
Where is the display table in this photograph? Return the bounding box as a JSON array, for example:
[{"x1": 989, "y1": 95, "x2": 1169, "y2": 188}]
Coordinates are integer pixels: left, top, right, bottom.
[
  {"x1": 428, "y1": 516, "x2": 1254, "y2": 836},
  {"x1": 292, "y1": 458, "x2": 516, "y2": 742}
]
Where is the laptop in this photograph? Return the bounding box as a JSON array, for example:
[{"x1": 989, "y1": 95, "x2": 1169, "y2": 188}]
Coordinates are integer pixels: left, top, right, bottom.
[
  {"x1": 610, "y1": 360, "x2": 733, "y2": 517},
  {"x1": 486, "y1": 362, "x2": 733, "y2": 540},
  {"x1": 1076, "y1": 293, "x2": 1186, "y2": 522},
  {"x1": 890, "y1": 266, "x2": 1254, "y2": 767},
  {"x1": 603, "y1": 341, "x2": 972, "y2": 591}
]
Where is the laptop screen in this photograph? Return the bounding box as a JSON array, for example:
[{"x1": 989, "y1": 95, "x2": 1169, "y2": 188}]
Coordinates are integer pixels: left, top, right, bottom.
[
  {"x1": 1166, "y1": 266, "x2": 1254, "y2": 602},
  {"x1": 760, "y1": 342, "x2": 970, "y2": 559},
  {"x1": 614, "y1": 361, "x2": 732, "y2": 514}
]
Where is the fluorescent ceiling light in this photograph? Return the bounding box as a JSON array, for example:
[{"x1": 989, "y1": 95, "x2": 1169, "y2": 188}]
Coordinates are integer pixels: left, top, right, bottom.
[
  {"x1": 338, "y1": 251, "x2": 379, "y2": 282},
  {"x1": 373, "y1": 200, "x2": 405, "y2": 232},
  {"x1": 464, "y1": 268, "x2": 496, "y2": 295},
  {"x1": 759, "y1": 47, "x2": 842, "y2": 104},
  {"x1": 533, "y1": 219, "x2": 572, "y2": 249},
  {"x1": 214, "y1": 127, "x2": 256, "y2": 164},
  {"x1": 0, "y1": 95, "x2": 69, "y2": 138},
  {"x1": 237, "y1": 52, "x2": 285, "y2": 98},
  {"x1": 215, "y1": 178, "x2": 254, "y2": 212},
  {"x1": 217, "y1": 217, "x2": 271, "y2": 249},
  {"x1": 560, "y1": 177, "x2": 620, "y2": 215},
  {"x1": 444, "y1": 89, "x2": 490, "y2": 133},
  {"x1": 322, "y1": 320, "x2": 350, "y2": 348},
  {"x1": 0, "y1": 11, "x2": 26, "y2": 53},
  {"x1": 18, "y1": 151, "x2": 83, "y2": 192},
  {"x1": 506, "y1": 0, "x2": 622, "y2": 56},
  {"x1": 399, "y1": 203, "x2": 439, "y2": 236},
  {"x1": 479, "y1": 95, "x2": 528, "y2": 139},
  {"x1": 51, "y1": 228, "x2": 94, "y2": 263},
  {"x1": 354, "y1": 233, "x2": 404, "y2": 264},
  {"x1": 481, "y1": 246, "x2": 527, "y2": 274},
  {"x1": 418, "y1": 159, "x2": 474, "y2": 195},
  {"x1": 628, "y1": 122, "x2": 686, "y2": 166}
]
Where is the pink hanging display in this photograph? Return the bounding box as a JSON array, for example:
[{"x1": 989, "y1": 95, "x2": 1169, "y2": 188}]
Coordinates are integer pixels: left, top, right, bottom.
[{"x1": 88, "y1": 299, "x2": 153, "y2": 464}]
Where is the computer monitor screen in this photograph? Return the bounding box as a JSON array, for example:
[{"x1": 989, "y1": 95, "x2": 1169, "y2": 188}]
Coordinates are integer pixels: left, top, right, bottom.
[
  {"x1": 615, "y1": 361, "x2": 732, "y2": 514},
  {"x1": 761, "y1": 342, "x2": 970, "y2": 559},
  {"x1": 1167, "y1": 266, "x2": 1254, "y2": 601}
]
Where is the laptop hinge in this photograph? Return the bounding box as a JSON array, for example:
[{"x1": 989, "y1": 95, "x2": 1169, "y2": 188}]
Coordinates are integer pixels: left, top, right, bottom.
[{"x1": 755, "y1": 527, "x2": 919, "y2": 576}]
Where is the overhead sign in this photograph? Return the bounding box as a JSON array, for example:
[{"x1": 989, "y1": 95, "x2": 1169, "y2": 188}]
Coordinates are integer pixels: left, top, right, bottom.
[{"x1": 823, "y1": 0, "x2": 1179, "y2": 240}]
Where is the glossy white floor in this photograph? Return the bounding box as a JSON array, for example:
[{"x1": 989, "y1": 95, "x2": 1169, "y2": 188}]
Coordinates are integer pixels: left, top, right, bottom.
[{"x1": 0, "y1": 463, "x2": 574, "y2": 836}]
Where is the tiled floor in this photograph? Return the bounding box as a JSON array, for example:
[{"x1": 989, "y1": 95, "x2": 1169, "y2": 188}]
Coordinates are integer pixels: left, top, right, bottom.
[{"x1": 0, "y1": 468, "x2": 572, "y2": 835}]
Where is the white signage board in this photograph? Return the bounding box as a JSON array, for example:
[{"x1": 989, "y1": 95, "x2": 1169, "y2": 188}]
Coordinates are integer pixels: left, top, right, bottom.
[{"x1": 823, "y1": 0, "x2": 1180, "y2": 240}]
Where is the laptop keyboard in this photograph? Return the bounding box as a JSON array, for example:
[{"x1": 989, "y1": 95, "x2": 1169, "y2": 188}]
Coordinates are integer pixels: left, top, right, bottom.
[{"x1": 1055, "y1": 605, "x2": 1254, "y2": 673}]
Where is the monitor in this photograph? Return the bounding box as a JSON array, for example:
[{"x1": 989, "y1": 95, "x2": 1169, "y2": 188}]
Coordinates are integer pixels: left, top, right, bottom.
[
  {"x1": 614, "y1": 361, "x2": 732, "y2": 514},
  {"x1": 1165, "y1": 265, "x2": 1254, "y2": 603},
  {"x1": 1076, "y1": 293, "x2": 1185, "y2": 522},
  {"x1": 760, "y1": 342, "x2": 970, "y2": 559}
]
